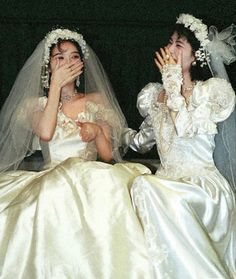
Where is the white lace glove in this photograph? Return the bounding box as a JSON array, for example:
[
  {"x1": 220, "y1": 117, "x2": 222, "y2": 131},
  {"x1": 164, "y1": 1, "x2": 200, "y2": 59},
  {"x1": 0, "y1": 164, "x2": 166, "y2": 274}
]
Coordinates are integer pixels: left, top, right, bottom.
[{"x1": 162, "y1": 64, "x2": 185, "y2": 111}]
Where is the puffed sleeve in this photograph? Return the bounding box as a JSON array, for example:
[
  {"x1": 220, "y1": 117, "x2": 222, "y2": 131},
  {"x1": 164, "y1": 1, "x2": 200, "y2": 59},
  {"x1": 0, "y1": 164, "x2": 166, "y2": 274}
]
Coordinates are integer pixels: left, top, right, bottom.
[
  {"x1": 123, "y1": 83, "x2": 162, "y2": 153},
  {"x1": 175, "y1": 78, "x2": 236, "y2": 137}
]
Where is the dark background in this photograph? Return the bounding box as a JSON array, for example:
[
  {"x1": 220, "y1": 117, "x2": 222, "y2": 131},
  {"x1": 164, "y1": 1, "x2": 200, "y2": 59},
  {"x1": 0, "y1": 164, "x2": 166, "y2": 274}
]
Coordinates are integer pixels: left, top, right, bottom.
[{"x1": 0, "y1": 0, "x2": 236, "y2": 159}]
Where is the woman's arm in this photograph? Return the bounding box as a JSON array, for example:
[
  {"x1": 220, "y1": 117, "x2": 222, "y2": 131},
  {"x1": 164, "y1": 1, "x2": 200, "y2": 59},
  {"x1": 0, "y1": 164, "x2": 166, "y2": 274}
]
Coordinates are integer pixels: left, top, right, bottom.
[
  {"x1": 78, "y1": 121, "x2": 112, "y2": 162},
  {"x1": 122, "y1": 118, "x2": 156, "y2": 153},
  {"x1": 33, "y1": 83, "x2": 61, "y2": 141},
  {"x1": 33, "y1": 60, "x2": 83, "y2": 141}
]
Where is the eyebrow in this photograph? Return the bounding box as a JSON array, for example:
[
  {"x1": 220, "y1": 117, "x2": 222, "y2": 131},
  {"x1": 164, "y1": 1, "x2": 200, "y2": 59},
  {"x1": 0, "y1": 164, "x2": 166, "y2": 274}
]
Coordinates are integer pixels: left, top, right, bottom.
[
  {"x1": 52, "y1": 51, "x2": 80, "y2": 57},
  {"x1": 176, "y1": 40, "x2": 185, "y2": 45},
  {"x1": 169, "y1": 38, "x2": 185, "y2": 45}
]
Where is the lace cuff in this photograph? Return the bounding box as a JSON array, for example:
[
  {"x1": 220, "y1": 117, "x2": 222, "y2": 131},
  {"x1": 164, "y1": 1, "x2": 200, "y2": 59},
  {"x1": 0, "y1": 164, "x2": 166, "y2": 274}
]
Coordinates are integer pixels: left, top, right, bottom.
[
  {"x1": 162, "y1": 64, "x2": 184, "y2": 111},
  {"x1": 174, "y1": 78, "x2": 235, "y2": 137}
]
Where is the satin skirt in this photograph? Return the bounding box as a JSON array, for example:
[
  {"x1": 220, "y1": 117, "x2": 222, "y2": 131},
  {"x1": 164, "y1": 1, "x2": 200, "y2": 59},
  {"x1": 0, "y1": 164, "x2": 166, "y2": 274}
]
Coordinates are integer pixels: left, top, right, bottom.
[
  {"x1": 132, "y1": 169, "x2": 236, "y2": 279},
  {"x1": 0, "y1": 158, "x2": 153, "y2": 279}
]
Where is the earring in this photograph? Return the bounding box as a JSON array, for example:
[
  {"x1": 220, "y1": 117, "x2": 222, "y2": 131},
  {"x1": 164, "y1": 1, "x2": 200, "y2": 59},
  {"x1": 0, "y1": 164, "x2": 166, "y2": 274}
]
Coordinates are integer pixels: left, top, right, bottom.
[
  {"x1": 192, "y1": 61, "x2": 197, "y2": 66},
  {"x1": 76, "y1": 76, "x2": 80, "y2": 88},
  {"x1": 41, "y1": 65, "x2": 50, "y2": 88}
]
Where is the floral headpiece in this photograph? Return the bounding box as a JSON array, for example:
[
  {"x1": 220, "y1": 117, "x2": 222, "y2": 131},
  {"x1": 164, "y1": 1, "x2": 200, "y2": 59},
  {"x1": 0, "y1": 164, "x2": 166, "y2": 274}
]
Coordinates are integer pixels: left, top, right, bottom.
[
  {"x1": 41, "y1": 28, "x2": 89, "y2": 88},
  {"x1": 176, "y1": 14, "x2": 210, "y2": 67}
]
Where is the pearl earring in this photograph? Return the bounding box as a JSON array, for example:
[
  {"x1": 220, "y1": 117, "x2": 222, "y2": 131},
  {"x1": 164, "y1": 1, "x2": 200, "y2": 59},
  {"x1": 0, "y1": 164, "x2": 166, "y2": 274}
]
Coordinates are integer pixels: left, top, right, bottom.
[{"x1": 76, "y1": 77, "x2": 80, "y2": 88}]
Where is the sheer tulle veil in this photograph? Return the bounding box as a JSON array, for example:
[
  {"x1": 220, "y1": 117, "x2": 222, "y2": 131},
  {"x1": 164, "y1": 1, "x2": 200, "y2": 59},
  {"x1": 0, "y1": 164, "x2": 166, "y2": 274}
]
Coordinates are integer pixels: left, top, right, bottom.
[
  {"x1": 0, "y1": 28, "x2": 127, "y2": 172},
  {"x1": 206, "y1": 24, "x2": 236, "y2": 191}
]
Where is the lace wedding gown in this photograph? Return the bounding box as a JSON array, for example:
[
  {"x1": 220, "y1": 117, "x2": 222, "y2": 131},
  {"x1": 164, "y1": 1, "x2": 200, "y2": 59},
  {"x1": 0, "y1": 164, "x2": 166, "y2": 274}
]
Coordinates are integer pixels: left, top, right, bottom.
[
  {"x1": 0, "y1": 98, "x2": 153, "y2": 279},
  {"x1": 126, "y1": 75, "x2": 236, "y2": 279}
]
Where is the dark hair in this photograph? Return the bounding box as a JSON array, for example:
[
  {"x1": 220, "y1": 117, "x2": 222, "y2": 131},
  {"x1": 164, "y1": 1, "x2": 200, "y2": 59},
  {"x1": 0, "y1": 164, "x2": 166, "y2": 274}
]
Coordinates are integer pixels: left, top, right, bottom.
[
  {"x1": 168, "y1": 23, "x2": 212, "y2": 81},
  {"x1": 44, "y1": 38, "x2": 84, "y2": 95},
  {"x1": 49, "y1": 38, "x2": 84, "y2": 61}
]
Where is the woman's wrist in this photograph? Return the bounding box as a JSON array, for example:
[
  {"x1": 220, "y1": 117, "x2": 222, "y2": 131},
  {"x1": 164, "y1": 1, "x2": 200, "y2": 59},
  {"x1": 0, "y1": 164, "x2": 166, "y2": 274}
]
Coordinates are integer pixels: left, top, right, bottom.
[
  {"x1": 49, "y1": 79, "x2": 62, "y2": 92},
  {"x1": 95, "y1": 125, "x2": 103, "y2": 138}
]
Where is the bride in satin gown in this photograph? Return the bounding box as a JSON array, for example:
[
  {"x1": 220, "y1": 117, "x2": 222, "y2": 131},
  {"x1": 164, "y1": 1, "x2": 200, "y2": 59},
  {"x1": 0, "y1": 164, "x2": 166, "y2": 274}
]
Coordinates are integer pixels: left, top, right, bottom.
[
  {"x1": 124, "y1": 14, "x2": 236, "y2": 278},
  {"x1": 0, "y1": 28, "x2": 152, "y2": 278}
]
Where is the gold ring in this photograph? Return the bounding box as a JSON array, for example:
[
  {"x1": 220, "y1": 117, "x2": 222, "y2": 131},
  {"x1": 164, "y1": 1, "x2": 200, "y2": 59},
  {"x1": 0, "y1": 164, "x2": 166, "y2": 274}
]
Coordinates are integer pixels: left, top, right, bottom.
[{"x1": 165, "y1": 54, "x2": 170, "y2": 60}]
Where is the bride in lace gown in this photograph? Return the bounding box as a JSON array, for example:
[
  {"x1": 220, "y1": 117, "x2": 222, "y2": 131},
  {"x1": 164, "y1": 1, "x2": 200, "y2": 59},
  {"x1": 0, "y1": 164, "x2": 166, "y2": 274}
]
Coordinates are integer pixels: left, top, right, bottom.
[
  {"x1": 124, "y1": 14, "x2": 236, "y2": 278},
  {"x1": 0, "y1": 28, "x2": 152, "y2": 278}
]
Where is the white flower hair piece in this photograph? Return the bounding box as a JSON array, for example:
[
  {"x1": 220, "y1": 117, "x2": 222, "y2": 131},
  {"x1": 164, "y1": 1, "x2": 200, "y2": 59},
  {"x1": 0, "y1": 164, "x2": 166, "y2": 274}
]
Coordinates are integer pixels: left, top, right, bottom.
[
  {"x1": 176, "y1": 13, "x2": 210, "y2": 67},
  {"x1": 41, "y1": 28, "x2": 89, "y2": 88}
]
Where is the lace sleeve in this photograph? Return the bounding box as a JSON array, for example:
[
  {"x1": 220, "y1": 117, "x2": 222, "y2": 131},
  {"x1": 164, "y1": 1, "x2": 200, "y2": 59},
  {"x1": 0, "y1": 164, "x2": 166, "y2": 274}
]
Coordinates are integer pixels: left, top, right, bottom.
[
  {"x1": 85, "y1": 101, "x2": 119, "y2": 128},
  {"x1": 207, "y1": 78, "x2": 235, "y2": 122},
  {"x1": 162, "y1": 64, "x2": 184, "y2": 111}
]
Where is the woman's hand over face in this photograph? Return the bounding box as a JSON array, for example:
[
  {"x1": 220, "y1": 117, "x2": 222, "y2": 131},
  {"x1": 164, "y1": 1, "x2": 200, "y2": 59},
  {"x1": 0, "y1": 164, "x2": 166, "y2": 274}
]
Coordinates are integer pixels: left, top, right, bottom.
[
  {"x1": 154, "y1": 47, "x2": 181, "y2": 72},
  {"x1": 50, "y1": 59, "x2": 84, "y2": 88}
]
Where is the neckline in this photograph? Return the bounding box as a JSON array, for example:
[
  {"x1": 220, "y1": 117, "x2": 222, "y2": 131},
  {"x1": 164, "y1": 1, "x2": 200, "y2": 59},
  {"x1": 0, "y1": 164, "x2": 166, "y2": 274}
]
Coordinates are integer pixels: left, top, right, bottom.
[
  {"x1": 156, "y1": 80, "x2": 199, "y2": 105},
  {"x1": 58, "y1": 103, "x2": 85, "y2": 122}
]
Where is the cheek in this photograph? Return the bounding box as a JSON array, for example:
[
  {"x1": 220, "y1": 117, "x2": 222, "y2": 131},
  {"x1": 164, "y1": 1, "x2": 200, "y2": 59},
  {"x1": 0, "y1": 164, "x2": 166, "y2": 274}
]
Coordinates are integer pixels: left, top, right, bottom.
[
  {"x1": 182, "y1": 53, "x2": 194, "y2": 64},
  {"x1": 49, "y1": 62, "x2": 55, "y2": 73}
]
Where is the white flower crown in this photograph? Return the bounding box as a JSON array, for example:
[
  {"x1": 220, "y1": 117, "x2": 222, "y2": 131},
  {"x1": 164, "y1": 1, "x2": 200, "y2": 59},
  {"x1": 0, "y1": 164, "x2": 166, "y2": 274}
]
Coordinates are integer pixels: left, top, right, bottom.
[
  {"x1": 176, "y1": 14, "x2": 210, "y2": 67},
  {"x1": 41, "y1": 28, "x2": 89, "y2": 88}
]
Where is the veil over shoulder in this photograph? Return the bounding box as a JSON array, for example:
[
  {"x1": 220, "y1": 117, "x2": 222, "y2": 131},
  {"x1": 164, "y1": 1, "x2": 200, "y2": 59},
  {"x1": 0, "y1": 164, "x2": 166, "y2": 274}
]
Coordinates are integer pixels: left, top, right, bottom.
[{"x1": 0, "y1": 31, "x2": 127, "y2": 172}]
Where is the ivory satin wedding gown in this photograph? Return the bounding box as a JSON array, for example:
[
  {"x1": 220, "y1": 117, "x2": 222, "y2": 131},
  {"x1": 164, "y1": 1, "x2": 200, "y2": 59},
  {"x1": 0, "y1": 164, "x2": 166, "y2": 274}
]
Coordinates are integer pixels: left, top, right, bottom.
[{"x1": 0, "y1": 98, "x2": 153, "y2": 279}]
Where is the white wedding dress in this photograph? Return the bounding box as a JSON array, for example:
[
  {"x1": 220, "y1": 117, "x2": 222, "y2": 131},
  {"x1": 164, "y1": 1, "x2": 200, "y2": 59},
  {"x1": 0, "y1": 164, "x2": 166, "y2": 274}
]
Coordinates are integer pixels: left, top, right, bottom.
[
  {"x1": 0, "y1": 98, "x2": 153, "y2": 279},
  {"x1": 126, "y1": 77, "x2": 236, "y2": 279}
]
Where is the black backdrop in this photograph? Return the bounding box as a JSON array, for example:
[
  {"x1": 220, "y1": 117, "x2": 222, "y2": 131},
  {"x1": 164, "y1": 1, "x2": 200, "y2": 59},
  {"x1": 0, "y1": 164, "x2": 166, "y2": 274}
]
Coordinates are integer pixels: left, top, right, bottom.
[{"x1": 0, "y1": 0, "x2": 235, "y2": 159}]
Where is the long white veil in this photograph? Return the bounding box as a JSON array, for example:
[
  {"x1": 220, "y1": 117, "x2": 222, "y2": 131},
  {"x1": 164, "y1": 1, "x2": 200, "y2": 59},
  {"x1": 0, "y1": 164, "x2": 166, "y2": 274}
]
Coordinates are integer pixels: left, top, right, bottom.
[
  {"x1": 206, "y1": 24, "x2": 236, "y2": 191},
  {"x1": 0, "y1": 30, "x2": 127, "y2": 172}
]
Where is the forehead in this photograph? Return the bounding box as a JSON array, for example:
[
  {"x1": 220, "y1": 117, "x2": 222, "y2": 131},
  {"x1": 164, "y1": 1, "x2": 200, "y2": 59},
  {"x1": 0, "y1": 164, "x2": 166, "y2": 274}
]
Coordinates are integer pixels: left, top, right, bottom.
[
  {"x1": 170, "y1": 32, "x2": 188, "y2": 43},
  {"x1": 51, "y1": 41, "x2": 79, "y2": 54}
]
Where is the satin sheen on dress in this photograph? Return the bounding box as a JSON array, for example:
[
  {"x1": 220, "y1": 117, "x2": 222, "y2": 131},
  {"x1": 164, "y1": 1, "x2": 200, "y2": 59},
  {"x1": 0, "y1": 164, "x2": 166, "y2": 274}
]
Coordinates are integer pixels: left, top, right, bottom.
[
  {"x1": 127, "y1": 79, "x2": 236, "y2": 279},
  {"x1": 0, "y1": 99, "x2": 153, "y2": 279}
]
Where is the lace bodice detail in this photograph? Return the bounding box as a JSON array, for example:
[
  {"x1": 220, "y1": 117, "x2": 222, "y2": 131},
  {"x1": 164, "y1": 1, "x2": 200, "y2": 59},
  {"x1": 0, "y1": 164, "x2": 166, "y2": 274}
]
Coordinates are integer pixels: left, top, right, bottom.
[
  {"x1": 126, "y1": 66, "x2": 235, "y2": 178},
  {"x1": 38, "y1": 97, "x2": 114, "y2": 164}
]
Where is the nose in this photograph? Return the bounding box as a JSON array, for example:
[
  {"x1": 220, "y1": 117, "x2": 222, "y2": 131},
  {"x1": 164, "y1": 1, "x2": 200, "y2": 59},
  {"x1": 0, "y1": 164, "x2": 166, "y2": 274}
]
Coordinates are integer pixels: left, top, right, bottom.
[
  {"x1": 167, "y1": 43, "x2": 175, "y2": 55},
  {"x1": 59, "y1": 58, "x2": 70, "y2": 66},
  {"x1": 66, "y1": 56, "x2": 72, "y2": 64}
]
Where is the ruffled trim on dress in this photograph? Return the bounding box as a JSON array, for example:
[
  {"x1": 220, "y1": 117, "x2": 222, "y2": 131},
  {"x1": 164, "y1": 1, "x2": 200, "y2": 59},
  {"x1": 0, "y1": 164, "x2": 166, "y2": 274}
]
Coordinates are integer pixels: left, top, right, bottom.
[
  {"x1": 175, "y1": 78, "x2": 235, "y2": 137},
  {"x1": 85, "y1": 101, "x2": 120, "y2": 129},
  {"x1": 191, "y1": 78, "x2": 235, "y2": 122},
  {"x1": 37, "y1": 97, "x2": 119, "y2": 136}
]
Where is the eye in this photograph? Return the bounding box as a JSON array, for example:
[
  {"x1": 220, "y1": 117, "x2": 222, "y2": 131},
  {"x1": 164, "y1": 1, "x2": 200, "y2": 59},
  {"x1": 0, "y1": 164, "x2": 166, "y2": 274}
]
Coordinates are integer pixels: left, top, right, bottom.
[
  {"x1": 71, "y1": 55, "x2": 80, "y2": 60},
  {"x1": 57, "y1": 56, "x2": 64, "y2": 60}
]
